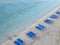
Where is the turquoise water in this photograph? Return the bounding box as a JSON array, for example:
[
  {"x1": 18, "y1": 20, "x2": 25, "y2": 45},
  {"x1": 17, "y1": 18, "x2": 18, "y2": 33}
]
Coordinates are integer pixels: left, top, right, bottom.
[{"x1": 0, "y1": 0, "x2": 60, "y2": 41}]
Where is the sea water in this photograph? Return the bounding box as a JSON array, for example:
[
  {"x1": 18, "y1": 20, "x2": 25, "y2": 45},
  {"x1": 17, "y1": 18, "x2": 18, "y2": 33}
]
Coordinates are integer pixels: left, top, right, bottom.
[{"x1": 0, "y1": 0, "x2": 60, "y2": 42}]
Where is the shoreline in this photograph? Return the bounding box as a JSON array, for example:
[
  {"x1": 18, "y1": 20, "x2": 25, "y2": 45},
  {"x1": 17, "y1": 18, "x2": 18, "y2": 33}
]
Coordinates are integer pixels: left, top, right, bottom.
[{"x1": 1, "y1": 6, "x2": 60, "y2": 45}]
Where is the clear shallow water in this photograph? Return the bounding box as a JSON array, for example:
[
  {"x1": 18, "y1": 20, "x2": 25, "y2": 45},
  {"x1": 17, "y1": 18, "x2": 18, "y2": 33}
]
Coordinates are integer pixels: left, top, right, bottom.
[{"x1": 0, "y1": 0, "x2": 60, "y2": 42}]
